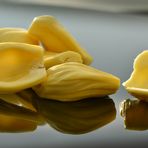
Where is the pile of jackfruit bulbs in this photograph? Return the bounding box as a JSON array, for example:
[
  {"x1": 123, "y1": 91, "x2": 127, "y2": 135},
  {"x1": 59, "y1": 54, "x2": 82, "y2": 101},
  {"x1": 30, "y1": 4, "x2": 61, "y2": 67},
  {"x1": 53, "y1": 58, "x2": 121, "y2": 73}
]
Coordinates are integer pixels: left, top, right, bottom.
[{"x1": 0, "y1": 15, "x2": 121, "y2": 102}]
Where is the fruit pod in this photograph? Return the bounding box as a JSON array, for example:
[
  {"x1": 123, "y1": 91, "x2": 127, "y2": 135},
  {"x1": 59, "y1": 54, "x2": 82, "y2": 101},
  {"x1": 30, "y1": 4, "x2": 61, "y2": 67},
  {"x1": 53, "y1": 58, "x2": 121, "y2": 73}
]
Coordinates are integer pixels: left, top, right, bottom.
[
  {"x1": 33, "y1": 62, "x2": 120, "y2": 101},
  {"x1": 0, "y1": 97, "x2": 45, "y2": 131},
  {"x1": 44, "y1": 51, "x2": 83, "y2": 69},
  {"x1": 0, "y1": 42, "x2": 46, "y2": 94}
]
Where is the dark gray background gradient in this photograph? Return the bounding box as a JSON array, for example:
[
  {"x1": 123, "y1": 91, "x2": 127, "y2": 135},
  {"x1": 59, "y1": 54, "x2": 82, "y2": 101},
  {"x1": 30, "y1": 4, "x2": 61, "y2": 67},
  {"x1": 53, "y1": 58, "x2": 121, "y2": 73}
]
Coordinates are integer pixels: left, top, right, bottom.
[{"x1": 0, "y1": 1, "x2": 147, "y2": 148}]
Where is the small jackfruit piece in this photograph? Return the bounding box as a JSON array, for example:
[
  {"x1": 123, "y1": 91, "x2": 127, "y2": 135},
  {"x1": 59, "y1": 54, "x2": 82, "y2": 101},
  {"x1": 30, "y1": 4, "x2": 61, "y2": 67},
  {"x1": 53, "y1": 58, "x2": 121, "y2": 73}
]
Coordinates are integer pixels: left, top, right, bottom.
[
  {"x1": 44, "y1": 51, "x2": 83, "y2": 69},
  {"x1": 35, "y1": 96, "x2": 116, "y2": 134},
  {"x1": 123, "y1": 51, "x2": 148, "y2": 102},
  {"x1": 0, "y1": 42, "x2": 46, "y2": 94},
  {"x1": 33, "y1": 62, "x2": 120, "y2": 101},
  {"x1": 0, "y1": 114, "x2": 37, "y2": 133},
  {"x1": 0, "y1": 29, "x2": 39, "y2": 45},
  {"x1": 120, "y1": 99, "x2": 148, "y2": 131},
  {"x1": 28, "y1": 15, "x2": 93, "y2": 65}
]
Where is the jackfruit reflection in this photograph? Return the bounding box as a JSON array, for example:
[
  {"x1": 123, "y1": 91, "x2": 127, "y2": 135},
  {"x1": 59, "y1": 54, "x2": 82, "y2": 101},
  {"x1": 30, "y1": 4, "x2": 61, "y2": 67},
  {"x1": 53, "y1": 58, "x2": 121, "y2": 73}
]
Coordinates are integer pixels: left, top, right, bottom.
[
  {"x1": 0, "y1": 90, "x2": 116, "y2": 134},
  {"x1": 34, "y1": 95, "x2": 116, "y2": 134},
  {"x1": 0, "y1": 95, "x2": 43, "y2": 133},
  {"x1": 120, "y1": 99, "x2": 148, "y2": 131}
]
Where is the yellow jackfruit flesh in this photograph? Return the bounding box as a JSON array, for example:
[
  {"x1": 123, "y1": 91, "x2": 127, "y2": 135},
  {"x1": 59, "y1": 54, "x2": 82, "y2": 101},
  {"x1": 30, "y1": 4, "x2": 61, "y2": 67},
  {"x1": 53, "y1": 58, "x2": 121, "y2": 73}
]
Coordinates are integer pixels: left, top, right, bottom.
[
  {"x1": 0, "y1": 28, "x2": 25, "y2": 34},
  {"x1": 28, "y1": 15, "x2": 93, "y2": 65},
  {"x1": 123, "y1": 51, "x2": 148, "y2": 102},
  {"x1": 0, "y1": 95, "x2": 41, "y2": 132},
  {"x1": 33, "y1": 62, "x2": 120, "y2": 101},
  {"x1": 0, "y1": 30, "x2": 39, "y2": 45},
  {"x1": 0, "y1": 42, "x2": 46, "y2": 94},
  {"x1": 44, "y1": 51, "x2": 83, "y2": 69},
  {"x1": 0, "y1": 97, "x2": 43, "y2": 123}
]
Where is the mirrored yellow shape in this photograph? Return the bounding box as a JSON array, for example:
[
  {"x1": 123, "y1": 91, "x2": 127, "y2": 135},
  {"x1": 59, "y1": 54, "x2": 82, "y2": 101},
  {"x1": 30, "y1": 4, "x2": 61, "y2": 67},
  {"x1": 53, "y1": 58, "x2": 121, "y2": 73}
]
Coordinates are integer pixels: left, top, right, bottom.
[
  {"x1": 120, "y1": 99, "x2": 148, "y2": 131},
  {"x1": 35, "y1": 96, "x2": 116, "y2": 134},
  {"x1": 0, "y1": 93, "x2": 36, "y2": 111},
  {"x1": 0, "y1": 114, "x2": 37, "y2": 133}
]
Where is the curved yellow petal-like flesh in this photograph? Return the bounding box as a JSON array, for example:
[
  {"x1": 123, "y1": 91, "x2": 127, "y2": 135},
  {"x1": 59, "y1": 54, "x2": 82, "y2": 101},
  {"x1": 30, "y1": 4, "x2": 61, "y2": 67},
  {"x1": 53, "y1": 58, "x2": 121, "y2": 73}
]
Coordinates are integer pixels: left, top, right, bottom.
[
  {"x1": 28, "y1": 15, "x2": 93, "y2": 65},
  {"x1": 44, "y1": 51, "x2": 83, "y2": 69},
  {"x1": 0, "y1": 42, "x2": 46, "y2": 94},
  {"x1": 123, "y1": 51, "x2": 148, "y2": 102},
  {"x1": 0, "y1": 28, "x2": 39, "y2": 45}
]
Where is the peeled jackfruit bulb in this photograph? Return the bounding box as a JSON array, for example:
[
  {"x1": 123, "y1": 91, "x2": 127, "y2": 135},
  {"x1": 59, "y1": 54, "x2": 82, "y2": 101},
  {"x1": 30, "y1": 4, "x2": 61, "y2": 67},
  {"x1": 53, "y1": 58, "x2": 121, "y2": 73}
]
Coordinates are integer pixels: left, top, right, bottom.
[
  {"x1": 123, "y1": 51, "x2": 148, "y2": 102},
  {"x1": 44, "y1": 51, "x2": 83, "y2": 69},
  {"x1": 28, "y1": 15, "x2": 93, "y2": 65},
  {"x1": 0, "y1": 28, "x2": 39, "y2": 45},
  {"x1": 0, "y1": 42, "x2": 46, "y2": 94},
  {"x1": 33, "y1": 62, "x2": 120, "y2": 101}
]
